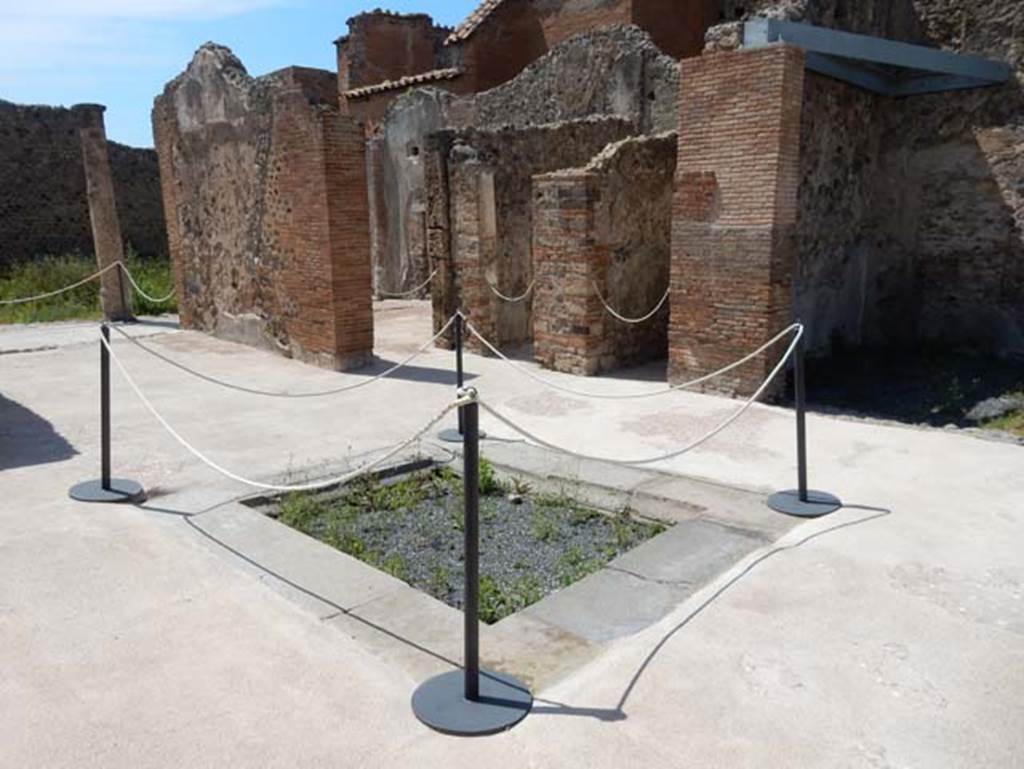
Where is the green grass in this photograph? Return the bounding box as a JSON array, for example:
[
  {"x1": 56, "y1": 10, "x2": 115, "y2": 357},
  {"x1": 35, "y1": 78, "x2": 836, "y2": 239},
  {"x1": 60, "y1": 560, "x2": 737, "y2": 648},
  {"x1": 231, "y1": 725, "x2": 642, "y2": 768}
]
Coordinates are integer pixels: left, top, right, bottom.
[
  {"x1": 0, "y1": 250, "x2": 176, "y2": 324},
  {"x1": 984, "y1": 408, "x2": 1024, "y2": 437}
]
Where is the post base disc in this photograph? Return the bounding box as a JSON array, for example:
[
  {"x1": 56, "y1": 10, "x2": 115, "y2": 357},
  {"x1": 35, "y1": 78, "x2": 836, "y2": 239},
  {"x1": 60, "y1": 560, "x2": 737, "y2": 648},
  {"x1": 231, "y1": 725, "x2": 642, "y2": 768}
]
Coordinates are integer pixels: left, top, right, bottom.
[
  {"x1": 437, "y1": 428, "x2": 487, "y2": 444},
  {"x1": 767, "y1": 489, "x2": 842, "y2": 518},
  {"x1": 412, "y1": 669, "x2": 532, "y2": 736},
  {"x1": 69, "y1": 479, "x2": 146, "y2": 504}
]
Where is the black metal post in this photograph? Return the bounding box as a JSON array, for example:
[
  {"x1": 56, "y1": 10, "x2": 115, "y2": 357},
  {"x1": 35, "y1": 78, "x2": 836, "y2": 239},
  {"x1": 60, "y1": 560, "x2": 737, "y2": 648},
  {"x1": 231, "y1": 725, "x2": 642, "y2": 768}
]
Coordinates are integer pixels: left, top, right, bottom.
[
  {"x1": 455, "y1": 313, "x2": 465, "y2": 436},
  {"x1": 68, "y1": 324, "x2": 146, "y2": 504},
  {"x1": 462, "y1": 397, "x2": 480, "y2": 701},
  {"x1": 766, "y1": 324, "x2": 841, "y2": 518},
  {"x1": 411, "y1": 388, "x2": 532, "y2": 735},
  {"x1": 101, "y1": 323, "x2": 111, "y2": 491},
  {"x1": 794, "y1": 330, "x2": 808, "y2": 503}
]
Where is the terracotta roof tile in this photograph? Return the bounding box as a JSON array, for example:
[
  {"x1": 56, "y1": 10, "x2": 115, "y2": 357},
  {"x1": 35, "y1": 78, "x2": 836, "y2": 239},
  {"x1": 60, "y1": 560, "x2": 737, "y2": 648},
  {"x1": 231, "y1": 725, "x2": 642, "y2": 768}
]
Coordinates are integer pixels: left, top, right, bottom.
[
  {"x1": 445, "y1": 0, "x2": 505, "y2": 45},
  {"x1": 343, "y1": 67, "x2": 462, "y2": 99}
]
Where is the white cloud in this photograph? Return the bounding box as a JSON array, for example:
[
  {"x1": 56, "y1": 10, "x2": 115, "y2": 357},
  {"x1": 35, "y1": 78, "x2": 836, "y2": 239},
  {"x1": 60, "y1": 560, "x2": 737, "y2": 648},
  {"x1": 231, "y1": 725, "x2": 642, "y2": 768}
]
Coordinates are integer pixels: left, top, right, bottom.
[{"x1": 6, "y1": 0, "x2": 283, "y2": 20}]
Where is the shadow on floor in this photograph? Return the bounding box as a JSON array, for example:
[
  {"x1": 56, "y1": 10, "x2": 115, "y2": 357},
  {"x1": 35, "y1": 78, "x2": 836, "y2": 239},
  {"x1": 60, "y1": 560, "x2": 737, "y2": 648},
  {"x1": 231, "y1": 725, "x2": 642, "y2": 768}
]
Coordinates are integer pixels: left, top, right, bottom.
[
  {"x1": 0, "y1": 394, "x2": 78, "y2": 470},
  {"x1": 803, "y1": 347, "x2": 1024, "y2": 428},
  {"x1": 354, "y1": 358, "x2": 478, "y2": 387}
]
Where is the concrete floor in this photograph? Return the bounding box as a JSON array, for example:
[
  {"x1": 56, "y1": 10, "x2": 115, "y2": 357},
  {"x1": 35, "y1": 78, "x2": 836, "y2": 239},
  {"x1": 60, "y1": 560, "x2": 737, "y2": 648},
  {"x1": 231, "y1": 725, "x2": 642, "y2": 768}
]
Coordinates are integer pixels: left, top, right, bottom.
[{"x1": 1, "y1": 301, "x2": 1022, "y2": 767}]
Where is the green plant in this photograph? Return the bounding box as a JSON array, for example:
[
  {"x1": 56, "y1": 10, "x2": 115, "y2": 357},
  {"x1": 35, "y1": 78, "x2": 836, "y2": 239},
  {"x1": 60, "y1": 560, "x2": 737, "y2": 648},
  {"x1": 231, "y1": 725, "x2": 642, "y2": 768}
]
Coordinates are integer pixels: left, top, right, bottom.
[
  {"x1": 557, "y1": 546, "x2": 603, "y2": 587},
  {"x1": 531, "y1": 507, "x2": 560, "y2": 543},
  {"x1": 428, "y1": 564, "x2": 451, "y2": 599},
  {"x1": 478, "y1": 574, "x2": 544, "y2": 624},
  {"x1": 0, "y1": 250, "x2": 176, "y2": 324},
  {"x1": 378, "y1": 553, "x2": 408, "y2": 582},
  {"x1": 478, "y1": 457, "x2": 502, "y2": 495},
  {"x1": 278, "y1": 491, "x2": 325, "y2": 532},
  {"x1": 610, "y1": 508, "x2": 641, "y2": 550}
]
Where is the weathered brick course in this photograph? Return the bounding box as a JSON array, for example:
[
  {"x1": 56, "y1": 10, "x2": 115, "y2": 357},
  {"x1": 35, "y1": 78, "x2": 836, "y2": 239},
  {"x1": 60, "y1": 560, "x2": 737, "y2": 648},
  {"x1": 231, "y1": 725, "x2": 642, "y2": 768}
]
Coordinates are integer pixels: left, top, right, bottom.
[{"x1": 669, "y1": 45, "x2": 805, "y2": 396}]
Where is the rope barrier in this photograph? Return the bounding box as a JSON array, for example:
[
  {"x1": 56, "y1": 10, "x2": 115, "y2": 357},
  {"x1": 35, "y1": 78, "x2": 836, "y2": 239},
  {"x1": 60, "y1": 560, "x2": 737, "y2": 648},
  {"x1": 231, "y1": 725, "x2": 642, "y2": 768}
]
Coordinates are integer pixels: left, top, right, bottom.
[
  {"x1": 0, "y1": 261, "x2": 176, "y2": 306},
  {"x1": 100, "y1": 331, "x2": 466, "y2": 491},
  {"x1": 118, "y1": 263, "x2": 176, "y2": 304},
  {"x1": 593, "y1": 282, "x2": 670, "y2": 324},
  {"x1": 485, "y1": 277, "x2": 535, "y2": 304},
  {"x1": 0, "y1": 262, "x2": 120, "y2": 305},
  {"x1": 475, "y1": 324, "x2": 802, "y2": 466},
  {"x1": 377, "y1": 269, "x2": 438, "y2": 299},
  {"x1": 109, "y1": 313, "x2": 458, "y2": 399},
  {"x1": 461, "y1": 313, "x2": 802, "y2": 401}
]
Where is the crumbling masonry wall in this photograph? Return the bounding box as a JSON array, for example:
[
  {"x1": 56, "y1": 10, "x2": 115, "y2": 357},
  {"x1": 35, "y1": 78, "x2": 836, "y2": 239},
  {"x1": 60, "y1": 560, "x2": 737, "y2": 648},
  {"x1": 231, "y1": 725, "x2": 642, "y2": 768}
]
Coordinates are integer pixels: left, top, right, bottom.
[
  {"x1": 425, "y1": 117, "x2": 634, "y2": 351},
  {"x1": 153, "y1": 45, "x2": 372, "y2": 368},
  {"x1": 533, "y1": 132, "x2": 676, "y2": 374},
  {"x1": 704, "y1": 0, "x2": 1024, "y2": 361},
  {"x1": 380, "y1": 25, "x2": 679, "y2": 296},
  {"x1": 0, "y1": 99, "x2": 165, "y2": 268}
]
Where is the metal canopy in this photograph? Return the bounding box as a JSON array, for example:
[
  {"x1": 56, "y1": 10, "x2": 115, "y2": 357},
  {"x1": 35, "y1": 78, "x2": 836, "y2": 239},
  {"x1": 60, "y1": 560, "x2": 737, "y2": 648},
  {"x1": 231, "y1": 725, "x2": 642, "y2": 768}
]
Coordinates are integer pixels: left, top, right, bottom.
[{"x1": 742, "y1": 19, "x2": 1011, "y2": 96}]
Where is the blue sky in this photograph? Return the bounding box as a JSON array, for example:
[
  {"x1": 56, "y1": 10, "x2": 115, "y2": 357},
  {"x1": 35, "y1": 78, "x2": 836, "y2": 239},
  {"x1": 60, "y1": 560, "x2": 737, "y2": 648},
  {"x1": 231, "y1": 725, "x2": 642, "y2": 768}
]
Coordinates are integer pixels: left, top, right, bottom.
[{"x1": 0, "y1": 1, "x2": 478, "y2": 148}]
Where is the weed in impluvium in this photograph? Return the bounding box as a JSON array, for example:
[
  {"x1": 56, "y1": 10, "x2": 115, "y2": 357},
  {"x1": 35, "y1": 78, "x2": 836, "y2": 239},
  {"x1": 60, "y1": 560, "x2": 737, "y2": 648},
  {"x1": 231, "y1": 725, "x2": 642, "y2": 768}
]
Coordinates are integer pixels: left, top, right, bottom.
[
  {"x1": 479, "y1": 574, "x2": 544, "y2": 624},
  {"x1": 278, "y1": 491, "x2": 325, "y2": 532},
  {"x1": 557, "y1": 545, "x2": 603, "y2": 587},
  {"x1": 531, "y1": 507, "x2": 560, "y2": 542},
  {"x1": 478, "y1": 457, "x2": 502, "y2": 495}
]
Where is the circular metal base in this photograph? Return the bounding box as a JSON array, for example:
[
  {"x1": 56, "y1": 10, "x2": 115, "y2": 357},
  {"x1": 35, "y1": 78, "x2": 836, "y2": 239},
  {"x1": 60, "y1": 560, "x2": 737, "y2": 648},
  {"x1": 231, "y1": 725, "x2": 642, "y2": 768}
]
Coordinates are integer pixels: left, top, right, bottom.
[
  {"x1": 437, "y1": 428, "x2": 487, "y2": 444},
  {"x1": 69, "y1": 479, "x2": 146, "y2": 504},
  {"x1": 767, "y1": 489, "x2": 842, "y2": 518},
  {"x1": 412, "y1": 669, "x2": 532, "y2": 736}
]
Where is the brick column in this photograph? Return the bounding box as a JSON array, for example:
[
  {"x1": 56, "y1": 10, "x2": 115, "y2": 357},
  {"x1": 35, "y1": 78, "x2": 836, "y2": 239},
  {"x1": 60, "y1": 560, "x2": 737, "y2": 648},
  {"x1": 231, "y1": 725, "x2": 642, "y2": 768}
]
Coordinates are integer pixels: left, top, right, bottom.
[
  {"x1": 668, "y1": 45, "x2": 805, "y2": 396},
  {"x1": 74, "y1": 104, "x2": 132, "y2": 322},
  {"x1": 532, "y1": 172, "x2": 607, "y2": 375}
]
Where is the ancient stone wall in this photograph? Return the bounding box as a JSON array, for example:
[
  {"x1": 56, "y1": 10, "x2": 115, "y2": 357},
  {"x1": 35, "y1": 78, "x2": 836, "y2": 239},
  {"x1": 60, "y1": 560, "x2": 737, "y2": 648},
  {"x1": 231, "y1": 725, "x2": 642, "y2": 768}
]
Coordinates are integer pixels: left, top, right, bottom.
[
  {"x1": 533, "y1": 132, "x2": 676, "y2": 374},
  {"x1": 376, "y1": 25, "x2": 679, "y2": 294},
  {"x1": 876, "y1": 1, "x2": 1024, "y2": 358},
  {"x1": 694, "y1": 0, "x2": 1023, "y2": 372},
  {"x1": 153, "y1": 45, "x2": 372, "y2": 369},
  {"x1": 0, "y1": 100, "x2": 166, "y2": 268},
  {"x1": 426, "y1": 117, "x2": 634, "y2": 351}
]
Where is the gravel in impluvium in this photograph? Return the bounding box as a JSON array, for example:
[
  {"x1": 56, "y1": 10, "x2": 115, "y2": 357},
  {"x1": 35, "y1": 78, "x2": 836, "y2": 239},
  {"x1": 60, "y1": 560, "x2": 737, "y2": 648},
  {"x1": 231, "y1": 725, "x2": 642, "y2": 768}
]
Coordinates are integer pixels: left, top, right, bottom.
[{"x1": 272, "y1": 461, "x2": 668, "y2": 624}]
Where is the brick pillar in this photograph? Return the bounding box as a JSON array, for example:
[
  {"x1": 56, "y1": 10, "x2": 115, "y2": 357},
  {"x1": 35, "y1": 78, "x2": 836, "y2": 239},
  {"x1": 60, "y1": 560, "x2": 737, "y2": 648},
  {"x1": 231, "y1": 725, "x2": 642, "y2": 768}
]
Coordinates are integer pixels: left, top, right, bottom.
[
  {"x1": 74, "y1": 104, "x2": 132, "y2": 322},
  {"x1": 668, "y1": 45, "x2": 805, "y2": 396},
  {"x1": 532, "y1": 172, "x2": 608, "y2": 375},
  {"x1": 272, "y1": 92, "x2": 373, "y2": 369}
]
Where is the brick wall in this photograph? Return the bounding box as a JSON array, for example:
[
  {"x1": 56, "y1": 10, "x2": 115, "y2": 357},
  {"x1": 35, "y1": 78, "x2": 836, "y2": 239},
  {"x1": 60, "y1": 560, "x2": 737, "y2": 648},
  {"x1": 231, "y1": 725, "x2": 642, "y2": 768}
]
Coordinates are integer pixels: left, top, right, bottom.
[
  {"x1": 632, "y1": 0, "x2": 721, "y2": 59},
  {"x1": 0, "y1": 99, "x2": 166, "y2": 268},
  {"x1": 533, "y1": 132, "x2": 676, "y2": 374},
  {"x1": 337, "y1": 12, "x2": 442, "y2": 92},
  {"x1": 153, "y1": 45, "x2": 372, "y2": 368},
  {"x1": 669, "y1": 45, "x2": 805, "y2": 396}
]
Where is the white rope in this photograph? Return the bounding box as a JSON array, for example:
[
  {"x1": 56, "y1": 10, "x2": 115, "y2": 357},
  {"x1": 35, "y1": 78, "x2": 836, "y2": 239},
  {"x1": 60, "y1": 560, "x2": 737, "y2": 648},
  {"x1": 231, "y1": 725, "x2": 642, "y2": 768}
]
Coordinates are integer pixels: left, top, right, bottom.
[
  {"x1": 100, "y1": 332, "x2": 464, "y2": 491},
  {"x1": 485, "y1": 277, "x2": 535, "y2": 304},
  {"x1": 0, "y1": 260, "x2": 176, "y2": 306},
  {"x1": 593, "y1": 282, "x2": 670, "y2": 324},
  {"x1": 118, "y1": 263, "x2": 176, "y2": 304},
  {"x1": 463, "y1": 313, "x2": 802, "y2": 401},
  {"x1": 377, "y1": 269, "x2": 438, "y2": 299},
  {"x1": 0, "y1": 262, "x2": 120, "y2": 305},
  {"x1": 476, "y1": 325, "x2": 801, "y2": 466},
  {"x1": 109, "y1": 313, "x2": 457, "y2": 399}
]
